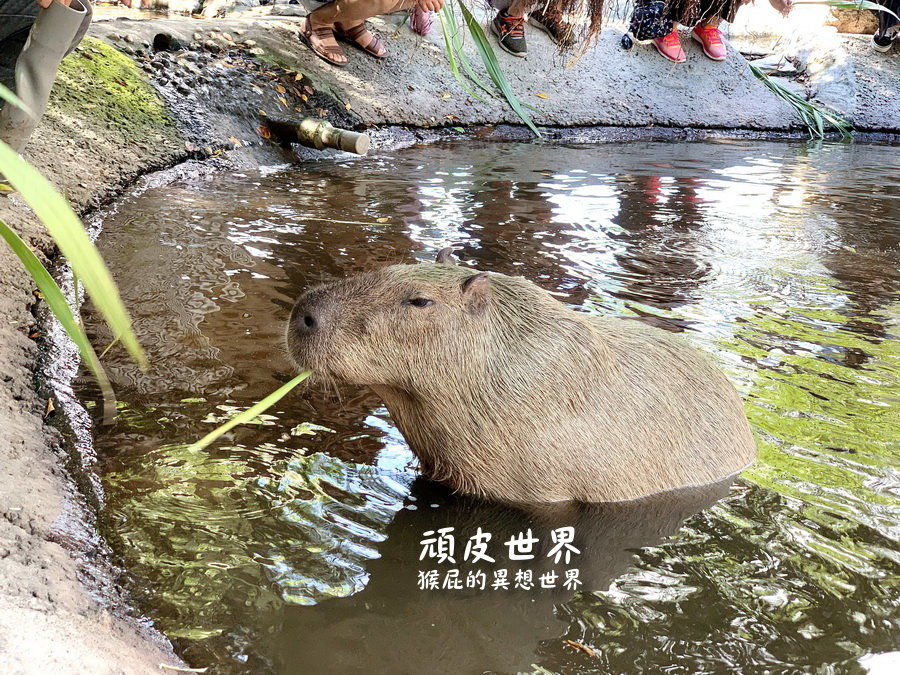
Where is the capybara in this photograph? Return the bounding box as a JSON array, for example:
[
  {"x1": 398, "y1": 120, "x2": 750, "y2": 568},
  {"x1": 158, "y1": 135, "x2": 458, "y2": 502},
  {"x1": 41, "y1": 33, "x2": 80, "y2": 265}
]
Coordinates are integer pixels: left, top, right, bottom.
[{"x1": 287, "y1": 250, "x2": 756, "y2": 503}]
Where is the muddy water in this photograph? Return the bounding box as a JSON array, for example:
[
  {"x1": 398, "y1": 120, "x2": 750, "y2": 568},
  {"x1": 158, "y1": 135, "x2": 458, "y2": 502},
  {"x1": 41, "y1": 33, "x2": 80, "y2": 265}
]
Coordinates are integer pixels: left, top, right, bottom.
[{"x1": 79, "y1": 140, "x2": 899, "y2": 674}]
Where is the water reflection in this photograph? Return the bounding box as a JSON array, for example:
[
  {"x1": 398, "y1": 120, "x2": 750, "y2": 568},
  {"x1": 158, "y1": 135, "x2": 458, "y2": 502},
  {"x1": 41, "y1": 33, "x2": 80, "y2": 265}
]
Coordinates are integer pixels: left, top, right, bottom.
[
  {"x1": 277, "y1": 478, "x2": 731, "y2": 675},
  {"x1": 81, "y1": 139, "x2": 900, "y2": 674}
]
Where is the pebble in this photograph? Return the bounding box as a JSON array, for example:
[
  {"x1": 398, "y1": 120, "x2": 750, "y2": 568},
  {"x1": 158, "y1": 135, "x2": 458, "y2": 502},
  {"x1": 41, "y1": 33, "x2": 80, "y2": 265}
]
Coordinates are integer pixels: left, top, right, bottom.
[
  {"x1": 193, "y1": 32, "x2": 203, "y2": 41},
  {"x1": 123, "y1": 34, "x2": 135, "y2": 43},
  {"x1": 176, "y1": 84, "x2": 192, "y2": 96},
  {"x1": 248, "y1": 47, "x2": 264, "y2": 56},
  {"x1": 203, "y1": 40, "x2": 222, "y2": 52},
  {"x1": 222, "y1": 33, "x2": 234, "y2": 42},
  {"x1": 243, "y1": 39, "x2": 256, "y2": 47}
]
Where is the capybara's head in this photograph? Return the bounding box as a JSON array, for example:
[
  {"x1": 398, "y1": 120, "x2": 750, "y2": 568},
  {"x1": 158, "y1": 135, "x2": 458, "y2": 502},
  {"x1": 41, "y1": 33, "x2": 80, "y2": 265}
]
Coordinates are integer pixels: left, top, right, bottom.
[{"x1": 286, "y1": 249, "x2": 599, "y2": 390}]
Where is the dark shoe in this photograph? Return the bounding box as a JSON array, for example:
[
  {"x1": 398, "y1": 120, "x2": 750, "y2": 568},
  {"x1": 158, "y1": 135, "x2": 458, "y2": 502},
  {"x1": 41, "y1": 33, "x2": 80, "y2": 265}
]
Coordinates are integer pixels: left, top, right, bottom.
[
  {"x1": 528, "y1": 7, "x2": 575, "y2": 47},
  {"x1": 492, "y1": 10, "x2": 527, "y2": 57},
  {"x1": 873, "y1": 25, "x2": 897, "y2": 52}
]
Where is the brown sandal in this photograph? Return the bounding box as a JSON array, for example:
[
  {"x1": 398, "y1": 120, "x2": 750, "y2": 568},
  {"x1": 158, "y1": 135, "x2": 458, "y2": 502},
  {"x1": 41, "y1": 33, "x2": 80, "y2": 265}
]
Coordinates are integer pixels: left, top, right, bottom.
[
  {"x1": 335, "y1": 22, "x2": 388, "y2": 59},
  {"x1": 299, "y1": 16, "x2": 348, "y2": 67}
]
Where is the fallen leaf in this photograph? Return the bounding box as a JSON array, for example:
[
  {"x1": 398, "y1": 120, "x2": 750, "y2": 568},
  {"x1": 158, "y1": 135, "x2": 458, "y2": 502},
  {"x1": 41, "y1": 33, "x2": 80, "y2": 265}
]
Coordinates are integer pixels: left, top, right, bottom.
[
  {"x1": 345, "y1": 103, "x2": 352, "y2": 110},
  {"x1": 228, "y1": 136, "x2": 242, "y2": 147},
  {"x1": 33, "y1": 290, "x2": 44, "y2": 299},
  {"x1": 376, "y1": 217, "x2": 389, "y2": 223},
  {"x1": 275, "y1": 84, "x2": 287, "y2": 94},
  {"x1": 535, "y1": 92, "x2": 550, "y2": 99},
  {"x1": 44, "y1": 398, "x2": 55, "y2": 419},
  {"x1": 441, "y1": 92, "x2": 452, "y2": 99},
  {"x1": 257, "y1": 125, "x2": 272, "y2": 139},
  {"x1": 563, "y1": 640, "x2": 596, "y2": 658},
  {"x1": 278, "y1": 96, "x2": 289, "y2": 108},
  {"x1": 303, "y1": 85, "x2": 314, "y2": 94},
  {"x1": 258, "y1": 109, "x2": 267, "y2": 116}
]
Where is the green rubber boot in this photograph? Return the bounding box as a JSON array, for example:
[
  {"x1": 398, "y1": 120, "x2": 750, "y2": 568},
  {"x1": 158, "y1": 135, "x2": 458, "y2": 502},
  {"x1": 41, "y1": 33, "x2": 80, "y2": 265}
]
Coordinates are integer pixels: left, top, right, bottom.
[{"x1": 0, "y1": 0, "x2": 92, "y2": 153}]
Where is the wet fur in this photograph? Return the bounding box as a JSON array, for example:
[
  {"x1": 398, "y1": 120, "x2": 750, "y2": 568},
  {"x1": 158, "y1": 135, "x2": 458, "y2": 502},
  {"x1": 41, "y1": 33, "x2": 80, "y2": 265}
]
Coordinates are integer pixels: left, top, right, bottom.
[{"x1": 287, "y1": 261, "x2": 756, "y2": 502}]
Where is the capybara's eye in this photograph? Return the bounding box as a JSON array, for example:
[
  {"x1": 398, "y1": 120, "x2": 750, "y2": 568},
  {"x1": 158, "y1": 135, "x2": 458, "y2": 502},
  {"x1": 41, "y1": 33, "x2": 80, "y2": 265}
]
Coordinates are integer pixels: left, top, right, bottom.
[{"x1": 406, "y1": 297, "x2": 435, "y2": 308}]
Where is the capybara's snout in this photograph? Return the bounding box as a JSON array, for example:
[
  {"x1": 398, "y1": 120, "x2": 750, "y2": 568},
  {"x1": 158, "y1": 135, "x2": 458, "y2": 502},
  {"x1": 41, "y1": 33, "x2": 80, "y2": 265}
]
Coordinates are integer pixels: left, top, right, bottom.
[{"x1": 286, "y1": 289, "x2": 330, "y2": 371}]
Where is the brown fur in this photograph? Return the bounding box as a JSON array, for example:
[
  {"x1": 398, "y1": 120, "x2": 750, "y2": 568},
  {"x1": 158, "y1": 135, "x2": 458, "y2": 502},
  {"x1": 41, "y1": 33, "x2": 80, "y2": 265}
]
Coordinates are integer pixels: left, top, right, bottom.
[{"x1": 287, "y1": 257, "x2": 756, "y2": 503}]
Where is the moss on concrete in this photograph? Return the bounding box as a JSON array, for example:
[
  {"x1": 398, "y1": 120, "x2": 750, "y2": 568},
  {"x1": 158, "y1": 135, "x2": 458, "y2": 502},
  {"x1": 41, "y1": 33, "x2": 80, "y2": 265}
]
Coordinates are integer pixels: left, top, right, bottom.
[{"x1": 50, "y1": 38, "x2": 178, "y2": 144}]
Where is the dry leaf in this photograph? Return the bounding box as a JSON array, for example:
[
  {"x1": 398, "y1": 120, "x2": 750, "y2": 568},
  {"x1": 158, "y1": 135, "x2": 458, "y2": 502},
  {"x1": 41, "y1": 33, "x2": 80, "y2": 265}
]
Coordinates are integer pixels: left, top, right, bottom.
[
  {"x1": 376, "y1": 217, "x2": 389, "y2": 223},
  {"x1": 535, "y1": 92, "x2": 550, "y2": 99},
  {"x1": 257, "y1": 125, "x2": 272, "y2": 139},
  {"x1": 303, "y1": 85, "x2": 314, "y2": 94},
  {"x1": 279, "y1": 96, "x2": 289, "y2": 108},
  {"x1": 228, "y1": 136, "x2": 242, "y2": 147},
  {"x1": 44, "y1": 398, "x2": 55, "y2": 419},
  {"x1": 276, "y1": 84, "x2": 287, "y2": 94},
  {"x1": 345, "y1": 103, "x2": 352, "y2": 110},
  {"x1": 563, "y1": 640, "x2": 596, "y2": 657},
  {"x1": 441, "y1": 93, "x2": 452, "y2": 99},
  {"x1": 258, "y1": 109, "x2": 267, "y2": 116}
]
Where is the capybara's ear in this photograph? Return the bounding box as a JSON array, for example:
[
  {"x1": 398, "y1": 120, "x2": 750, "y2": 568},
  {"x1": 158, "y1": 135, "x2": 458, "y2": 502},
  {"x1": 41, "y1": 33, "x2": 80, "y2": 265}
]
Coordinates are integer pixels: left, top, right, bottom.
[
  {"x1": 461, "y1": 273, "x2": 490, "y2": 314},
  {"x1": 435, "y1": 247, "x2": 457, "y2": 265}
]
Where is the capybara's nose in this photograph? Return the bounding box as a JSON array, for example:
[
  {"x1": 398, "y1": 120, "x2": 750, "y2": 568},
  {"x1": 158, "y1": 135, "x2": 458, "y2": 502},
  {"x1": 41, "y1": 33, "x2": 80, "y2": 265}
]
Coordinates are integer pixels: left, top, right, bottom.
[{"x1": 297, "y1": 310, "x2": 318, "y2": 334}]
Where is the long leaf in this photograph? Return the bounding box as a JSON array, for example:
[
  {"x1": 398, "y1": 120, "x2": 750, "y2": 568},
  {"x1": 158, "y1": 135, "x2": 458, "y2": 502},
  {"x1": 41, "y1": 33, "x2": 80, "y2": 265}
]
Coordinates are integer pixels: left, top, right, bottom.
[
  {"x1": 793, "y1": 0, "x2": 900, "y2": 20},
  {"x1": 438, "y1": 7, "x2": 488, "y2": 103},
  {"x1": 456, "y1": 1, "x2": 542, "y2": 137},
  {"x1": 750, "y1": 64, "x2": 852, "y2": 139},
  {"x1": 0, "y1": 82, "x2": 33, "y2": 116},
  {"x1": 0, "y1": 219, "x2": 116, "y2": 422},
  {"x1": 0, "y1": 140, "x2": 147, "y2": 369},
  {"x1": 189, "y1": 372, "x2": 311, "y2": 451},
  {"x1": 440, "y1": 5, "x2": 493, "y2": 100}
]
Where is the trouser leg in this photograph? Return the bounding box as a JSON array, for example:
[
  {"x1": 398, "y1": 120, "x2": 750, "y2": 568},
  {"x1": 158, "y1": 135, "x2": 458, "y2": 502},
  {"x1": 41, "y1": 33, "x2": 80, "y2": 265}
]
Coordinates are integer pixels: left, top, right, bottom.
[
  {"x1": 0, "y1": 0, "x2": 40, "y2": 90},
  {"x1": 311, "y1": 0, "x2": 417, "y2": 26},
  {"x1": 0, "y1": 0, "x2": 93, "y2": 152}
]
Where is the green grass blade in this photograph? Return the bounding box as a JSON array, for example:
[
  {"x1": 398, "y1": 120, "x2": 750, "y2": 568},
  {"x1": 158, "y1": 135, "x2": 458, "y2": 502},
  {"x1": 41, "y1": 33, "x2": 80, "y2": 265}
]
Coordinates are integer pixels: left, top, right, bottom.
[
  {"x1": 456, "y1": 1, "x2": 542, "y2": 137},
  {"x1": 440, "y1": 5, "x2": 494, "y2": 99},
  {"x1": 0, "y1": 219, "x2": 116, "y2": 422},
  {"x1": 189, "y1": 371, "x2": 311, "y2": 451},
  {"x1": 0, "y1": 140, "x2": 147, "y2": 369},
  {"x1": 749, "y1": 64, "x2": 852, "y2": 139},
  {"x1": 793, "y1": 0, "x2": 899, "y2": 21},
  {"x1": 0, "y1": 82, "x2": 33, "y2": 116},
  {"x1": 438, "y1": 7, "x2": 487, "y2": 103}
]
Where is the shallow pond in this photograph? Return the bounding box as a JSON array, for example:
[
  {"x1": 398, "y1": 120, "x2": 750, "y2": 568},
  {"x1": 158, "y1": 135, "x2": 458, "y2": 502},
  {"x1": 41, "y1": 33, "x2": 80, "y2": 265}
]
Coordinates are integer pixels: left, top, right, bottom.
[{"x1": 79, "y1": 139, "x2": 899, "y2": 674}]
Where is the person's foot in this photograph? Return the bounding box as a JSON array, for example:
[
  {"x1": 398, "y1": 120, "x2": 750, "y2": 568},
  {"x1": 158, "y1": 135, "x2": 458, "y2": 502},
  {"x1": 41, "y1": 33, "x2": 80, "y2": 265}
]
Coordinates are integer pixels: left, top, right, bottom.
[
  {"x1": 873, "y1": 25, "x2": 898, "y2": 52},
  {"x1": 300, "y1": 16, "x2": 348, "y2": 67},
  {"x1": 335, "y1": 22, "x2": 387, "y2": 58},
  {"x1": 492, "y1": 10, "x2": 527, "y2": 57},
  {"x1": 529, "y1": 7, "x2": 576, "y2": 48},
  {"x1": 652, "y1": 29, "x2": 685, "y2": 63},
  {"x1": 691, "y1": 25, "x2": 727, "y2": 61}
]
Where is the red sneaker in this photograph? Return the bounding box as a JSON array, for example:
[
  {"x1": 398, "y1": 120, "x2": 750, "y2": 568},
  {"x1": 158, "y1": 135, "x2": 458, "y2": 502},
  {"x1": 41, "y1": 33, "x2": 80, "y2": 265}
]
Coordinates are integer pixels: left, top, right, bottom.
[
  {"x1": 691, "y1": 25, "x2": 727, "y2": 61},
  {"x1": 652, "y1": 29, "x2": 686, "y2": 63}
]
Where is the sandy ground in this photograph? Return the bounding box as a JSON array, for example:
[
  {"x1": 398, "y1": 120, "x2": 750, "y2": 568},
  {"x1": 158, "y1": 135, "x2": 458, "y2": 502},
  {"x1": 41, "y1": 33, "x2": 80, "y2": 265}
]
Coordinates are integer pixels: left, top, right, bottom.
[{"x1": 0, "y1": 7, "x2": 896, "y2": 673}]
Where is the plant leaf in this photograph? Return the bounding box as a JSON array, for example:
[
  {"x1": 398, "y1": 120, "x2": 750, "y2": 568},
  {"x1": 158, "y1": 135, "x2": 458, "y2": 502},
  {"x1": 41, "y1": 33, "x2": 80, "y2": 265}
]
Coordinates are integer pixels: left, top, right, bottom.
[
  {"x1": 0, "y1": 219, "x2": 116, "y2": 422},
  {"x1": 0, "y1": 140, "x2": 148, "y2": 369},
  {"x1": 189, "y1": 372, "x2": 311, "y2": 451},
  {"x1": 455, "y1": 0, "x2": 542, "y2": 137}
]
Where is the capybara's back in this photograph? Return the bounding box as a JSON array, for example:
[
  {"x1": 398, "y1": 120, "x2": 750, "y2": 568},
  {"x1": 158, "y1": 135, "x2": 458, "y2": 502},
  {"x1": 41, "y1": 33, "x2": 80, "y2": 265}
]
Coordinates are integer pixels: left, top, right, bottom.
[{"x1": 287, "y1": 252, "x2": 756, "y2": 503}]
